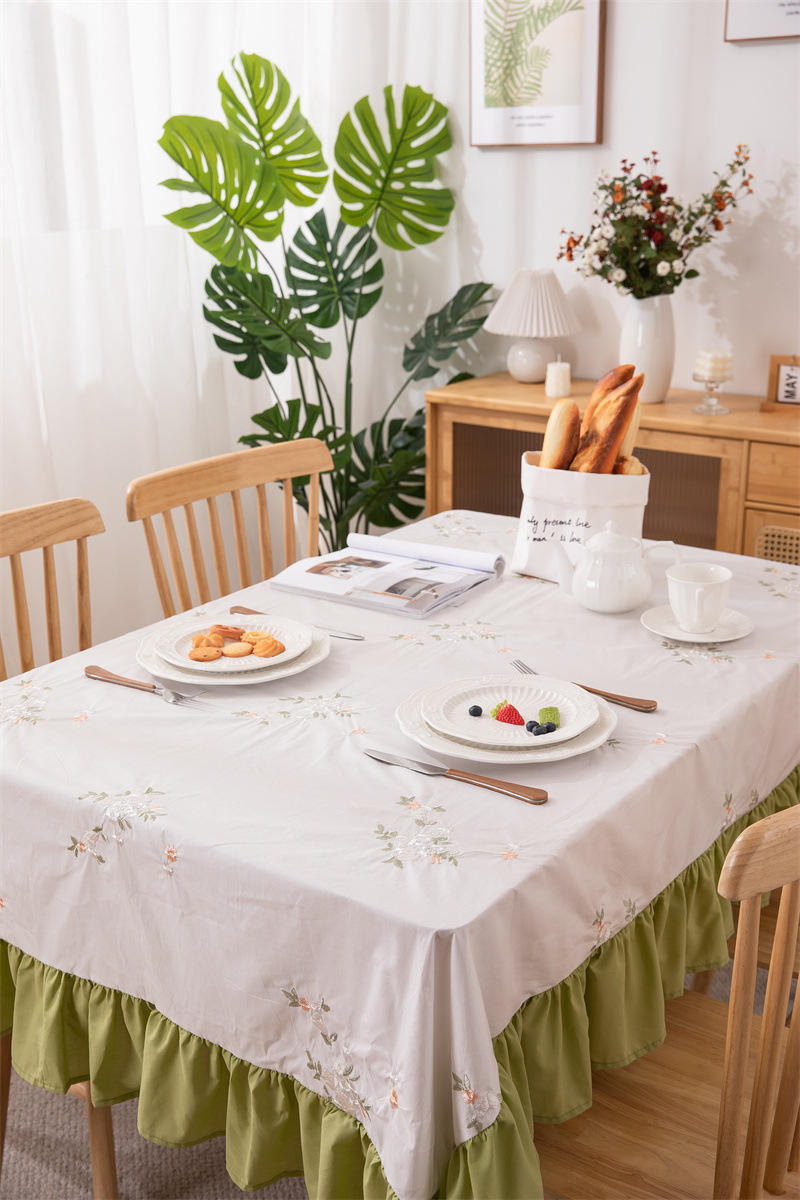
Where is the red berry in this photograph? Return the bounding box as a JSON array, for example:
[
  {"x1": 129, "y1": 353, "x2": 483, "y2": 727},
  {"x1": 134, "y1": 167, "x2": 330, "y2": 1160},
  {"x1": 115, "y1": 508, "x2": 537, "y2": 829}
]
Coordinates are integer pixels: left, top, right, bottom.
[{"x1": 494, "y1": 703, "x2": 525, "y2": 725}]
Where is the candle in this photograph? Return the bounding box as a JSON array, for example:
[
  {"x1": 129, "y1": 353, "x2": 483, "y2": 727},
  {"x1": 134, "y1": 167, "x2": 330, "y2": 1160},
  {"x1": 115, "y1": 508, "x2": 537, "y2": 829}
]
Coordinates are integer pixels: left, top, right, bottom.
[
  {"x1": 694, "y1": 349, "x2": 732, "y2": 383},
  {"x1": 545, "y1": 360, "x2": 571, "y2": 398}
]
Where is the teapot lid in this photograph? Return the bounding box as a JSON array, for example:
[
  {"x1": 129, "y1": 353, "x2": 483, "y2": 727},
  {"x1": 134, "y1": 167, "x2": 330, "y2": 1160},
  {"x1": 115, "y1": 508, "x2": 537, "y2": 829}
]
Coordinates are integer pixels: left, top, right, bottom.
[{"x1": 585, "y1": 520, "x2": 639, "y2": 553}]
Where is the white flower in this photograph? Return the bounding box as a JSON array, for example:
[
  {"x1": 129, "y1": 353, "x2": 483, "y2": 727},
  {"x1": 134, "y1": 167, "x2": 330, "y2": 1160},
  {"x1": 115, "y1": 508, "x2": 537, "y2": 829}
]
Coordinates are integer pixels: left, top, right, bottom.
[
  {"x1": 591, "y1": 255, "x2": 604, "y2": 270},
  {"x1": 610, "y1": 268, "x2": 626, "y2": 283},
  {"x1": 672, "y1": 260, "x2": 685, "y2": 274},
  {"x1": 633, "y1": 204, "x2": 649, "y2": 218},
  {"x1": 593, "y1": 238, "x2": 608, "y2": 253},
  {"x1": 656, "y1": 260, "x2": 672, "y2": 276},
  {"x1": 600, "y1": 222, "x2": 614, "y2": 238}
]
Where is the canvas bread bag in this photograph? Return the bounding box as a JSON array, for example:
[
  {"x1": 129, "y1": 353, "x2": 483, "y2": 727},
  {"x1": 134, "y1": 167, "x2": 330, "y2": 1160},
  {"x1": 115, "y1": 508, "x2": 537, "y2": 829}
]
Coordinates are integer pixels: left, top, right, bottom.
[{"x1": 511, "y1": 450, "x2": 650, "y2": 583}]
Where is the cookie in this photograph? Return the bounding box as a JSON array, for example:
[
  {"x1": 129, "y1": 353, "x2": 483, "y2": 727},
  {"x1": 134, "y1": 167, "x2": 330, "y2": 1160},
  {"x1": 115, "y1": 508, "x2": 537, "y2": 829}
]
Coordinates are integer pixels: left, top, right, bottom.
[
  {"x1": 192, "y1": 632, "x2": 224, "y2": 649},
  {"x1": 241, "y1": 630, "x2": 270, "y2": 645},
  {"x1": 188, "y1": 646, "x2": 223, "y2": 662},
  {"x1": 252, "y1": 637, "x2": 285, "y2": 659},
  {"x1": 209, "y1": 624, "x2": 246, "y2": 641},
  {"x1": 221, "y1": 641, "x2": 253, "y2": 658}
]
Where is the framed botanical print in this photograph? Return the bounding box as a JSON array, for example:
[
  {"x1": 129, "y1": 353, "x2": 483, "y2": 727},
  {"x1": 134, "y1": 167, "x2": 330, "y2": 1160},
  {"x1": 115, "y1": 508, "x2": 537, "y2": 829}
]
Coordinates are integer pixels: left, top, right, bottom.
[{"x1": 469, "y1": 0, "x2": 605, "y2": 147}]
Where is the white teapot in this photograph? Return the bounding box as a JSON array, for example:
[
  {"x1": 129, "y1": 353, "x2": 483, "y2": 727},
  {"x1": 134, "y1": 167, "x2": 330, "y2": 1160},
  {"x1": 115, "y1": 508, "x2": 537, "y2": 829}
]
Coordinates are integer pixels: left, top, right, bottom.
[{"x1": 552, "y1": 521, "x2": 675, "y2": 614}]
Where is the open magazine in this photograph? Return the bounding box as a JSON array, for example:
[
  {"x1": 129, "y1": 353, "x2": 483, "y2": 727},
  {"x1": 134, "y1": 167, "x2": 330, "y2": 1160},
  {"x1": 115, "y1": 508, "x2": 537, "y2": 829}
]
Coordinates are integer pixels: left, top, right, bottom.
[{"x1": 270, "y1": 533, "x2": 505, "y2": 618}]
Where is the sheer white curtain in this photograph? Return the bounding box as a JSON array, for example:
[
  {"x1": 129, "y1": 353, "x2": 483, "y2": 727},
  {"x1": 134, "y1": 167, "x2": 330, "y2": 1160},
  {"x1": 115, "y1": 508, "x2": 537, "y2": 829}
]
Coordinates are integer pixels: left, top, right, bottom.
[{"x1": 1, "y1": 0, "x2": 475, "y2": 656}]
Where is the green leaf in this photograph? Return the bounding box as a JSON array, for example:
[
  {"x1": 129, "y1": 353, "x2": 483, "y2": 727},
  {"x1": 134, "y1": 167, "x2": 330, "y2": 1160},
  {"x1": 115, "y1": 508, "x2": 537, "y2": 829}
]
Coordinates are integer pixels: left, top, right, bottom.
[
  {"x1": 159, "y1": 116, "x2": 284, "y2": 267},
  {"x1": 203, "y1": 264, "x2": 331, "y2": 378},
  {"x1": 484, "y1": 0, "x2": 585, "y2": 108},
  {"x1": 334, "y1": 85, "x2": 454, "y2": 250},
  {"x1": 286, "y1": 212, "x2": 384, "y2": 328},
  {"x1": 341, "y1": 408, "x2": 426, "y2": 531},
  {"x1": 219, "y1": 54, "x2": 328, "y2": 207},
  {"x1": 403, "y1": 282, "x2": 493, "y2": 380}
]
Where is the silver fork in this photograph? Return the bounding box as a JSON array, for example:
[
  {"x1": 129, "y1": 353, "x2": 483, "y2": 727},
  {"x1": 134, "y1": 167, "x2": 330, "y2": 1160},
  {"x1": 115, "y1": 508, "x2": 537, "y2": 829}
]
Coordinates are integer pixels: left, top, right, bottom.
[
  {"x1": 511, "y1": 659, "x2": 658, "y2": 713},
  {"x1": 84, "y1": 666, "x2": 214, "y2": 710}
]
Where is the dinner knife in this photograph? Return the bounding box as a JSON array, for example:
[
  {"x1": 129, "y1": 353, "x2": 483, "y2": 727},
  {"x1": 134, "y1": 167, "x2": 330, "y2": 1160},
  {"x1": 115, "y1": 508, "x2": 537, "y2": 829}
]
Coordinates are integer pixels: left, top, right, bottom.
[
  {"x1": 363, "y1": 747, "x2": 548, "y2": 805},
  {"x1": 230, "y1": 605, "x2": 365, "y2": 641}
]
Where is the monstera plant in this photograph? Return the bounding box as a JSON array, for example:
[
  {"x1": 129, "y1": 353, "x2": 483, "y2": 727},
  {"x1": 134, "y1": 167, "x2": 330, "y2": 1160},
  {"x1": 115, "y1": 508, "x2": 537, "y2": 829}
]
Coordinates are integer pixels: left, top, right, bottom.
[{"x1": 159, "y1": 54, "x2": 492, "y2": 550}]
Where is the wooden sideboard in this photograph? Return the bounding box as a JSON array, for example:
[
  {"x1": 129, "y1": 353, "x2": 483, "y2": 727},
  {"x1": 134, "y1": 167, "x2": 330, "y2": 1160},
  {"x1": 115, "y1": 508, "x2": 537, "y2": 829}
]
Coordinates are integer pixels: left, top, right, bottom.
[{"x1": 425, "y1": 373, "x2": 800, "y2": 556}]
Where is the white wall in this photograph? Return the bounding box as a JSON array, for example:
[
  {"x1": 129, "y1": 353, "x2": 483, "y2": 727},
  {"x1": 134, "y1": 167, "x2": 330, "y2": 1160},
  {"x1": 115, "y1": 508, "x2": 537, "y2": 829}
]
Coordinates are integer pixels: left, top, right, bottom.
[{"x1": 1, "y1": 0, "x2": 798, "y2": 657}]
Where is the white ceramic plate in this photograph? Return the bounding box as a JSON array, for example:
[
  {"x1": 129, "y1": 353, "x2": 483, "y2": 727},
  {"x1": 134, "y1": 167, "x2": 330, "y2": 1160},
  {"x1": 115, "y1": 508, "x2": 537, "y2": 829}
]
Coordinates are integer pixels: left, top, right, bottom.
[
  {"x1": 640, "y1": 606, "x2": 754, "y2": 644},
  {"x1": 397, "y1": 688, "x2": 616, "y2": 764},
  {"x1": 419, "y1": 675, "x2": 598, "y2": 748},
  {"x1": 153, "y1": 617, "x2": 314, "y2": 673},
  {"x1": 137, "y1": 626, "x2": 330, "y2": 687}
]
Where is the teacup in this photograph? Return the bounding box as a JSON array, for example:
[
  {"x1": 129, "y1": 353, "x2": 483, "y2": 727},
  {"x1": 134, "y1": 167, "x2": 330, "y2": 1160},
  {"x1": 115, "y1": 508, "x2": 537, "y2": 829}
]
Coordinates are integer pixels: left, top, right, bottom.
[{"x1": 666, "y1": 563, "x2": 732, "y2": 635}]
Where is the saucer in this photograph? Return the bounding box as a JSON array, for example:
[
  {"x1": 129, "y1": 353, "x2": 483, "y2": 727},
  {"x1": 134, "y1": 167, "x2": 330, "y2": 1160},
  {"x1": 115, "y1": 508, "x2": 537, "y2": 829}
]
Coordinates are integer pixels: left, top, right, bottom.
[{"x1": 641, "y1": 606, "x2": 753, "y2": 644}]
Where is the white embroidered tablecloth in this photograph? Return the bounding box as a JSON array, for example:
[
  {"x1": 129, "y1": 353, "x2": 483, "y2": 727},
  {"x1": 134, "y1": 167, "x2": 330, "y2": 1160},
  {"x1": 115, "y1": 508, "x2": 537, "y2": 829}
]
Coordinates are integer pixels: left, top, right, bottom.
[{"x1": 2, "y1": 510, "x2": 798, "y2": 1200}]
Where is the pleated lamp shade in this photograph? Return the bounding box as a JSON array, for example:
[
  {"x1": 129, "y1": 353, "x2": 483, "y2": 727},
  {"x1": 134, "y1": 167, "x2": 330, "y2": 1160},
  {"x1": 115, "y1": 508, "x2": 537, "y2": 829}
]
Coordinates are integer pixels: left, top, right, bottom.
[{"x1": 484, "y1": 269, "x2": 581, "y2": 382}]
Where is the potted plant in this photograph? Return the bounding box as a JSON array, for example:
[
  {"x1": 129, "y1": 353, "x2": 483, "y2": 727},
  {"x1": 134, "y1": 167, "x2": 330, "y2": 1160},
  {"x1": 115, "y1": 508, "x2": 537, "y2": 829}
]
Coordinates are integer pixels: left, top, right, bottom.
[{"x1": 159, "y1": 54, "x2": 492, "y2": 549}]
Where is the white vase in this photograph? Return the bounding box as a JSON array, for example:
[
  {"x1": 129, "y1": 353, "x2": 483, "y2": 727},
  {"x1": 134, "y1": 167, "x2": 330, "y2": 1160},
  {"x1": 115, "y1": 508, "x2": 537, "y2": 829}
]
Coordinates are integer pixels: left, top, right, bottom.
[{"x1": 618, "y1": 295, "x2": 675, "y2": 404}]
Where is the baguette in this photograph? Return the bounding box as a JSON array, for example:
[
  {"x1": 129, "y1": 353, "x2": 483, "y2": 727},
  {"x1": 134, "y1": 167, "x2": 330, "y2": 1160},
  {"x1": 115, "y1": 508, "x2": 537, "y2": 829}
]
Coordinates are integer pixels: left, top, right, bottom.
[
  {"x1": 619, "y1": 399, "x2": 641, "y2": 459},
  {"x1": 539, "y1": 398, "x2": 581, "y2": 469},
  {"x1": 612, "y1": 454, "x2": 647, "y2": 476},
  {"x1": 581, "y1": 364, "x2": 636, "y2": 438},
  {"x1": 569, "y1": 374, "x2": 644, "y2": 473}
]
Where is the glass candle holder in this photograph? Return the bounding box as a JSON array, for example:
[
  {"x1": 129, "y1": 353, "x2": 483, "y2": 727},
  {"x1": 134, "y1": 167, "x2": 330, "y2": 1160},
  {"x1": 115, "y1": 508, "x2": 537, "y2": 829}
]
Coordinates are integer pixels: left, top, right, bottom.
[
  {"x1": 692, "y1": 372, "x2": 731, "y2": 416},
  {"x1": 692, "y1": 350, "x2": 732, "y2": 415}
]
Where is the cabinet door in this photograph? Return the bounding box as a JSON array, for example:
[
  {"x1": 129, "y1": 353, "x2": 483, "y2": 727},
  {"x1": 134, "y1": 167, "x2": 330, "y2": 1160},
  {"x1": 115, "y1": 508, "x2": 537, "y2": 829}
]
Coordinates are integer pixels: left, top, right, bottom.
[{"x1": 742, "y1": 507, "x2": 800, "y2": 560}]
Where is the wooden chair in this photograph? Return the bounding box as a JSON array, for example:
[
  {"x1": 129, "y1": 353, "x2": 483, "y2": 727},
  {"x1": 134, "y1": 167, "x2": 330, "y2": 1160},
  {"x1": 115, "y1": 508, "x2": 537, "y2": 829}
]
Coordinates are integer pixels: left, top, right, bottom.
[
  {"x1": 0, "y1": 498, "x2": 105, "y2": 682},
  {"x1": 534, "y1": 805, "x2": 800, "y2": 1200},
  {"x1": 0, "y1": 499, "x2": 117, "y2": 1197},
  {"x1": 126, "y1": 439, "x2": 334, "y2": 616},
  {"x1": 754, "y1": 525, "x2": 800, "y2": 566}
]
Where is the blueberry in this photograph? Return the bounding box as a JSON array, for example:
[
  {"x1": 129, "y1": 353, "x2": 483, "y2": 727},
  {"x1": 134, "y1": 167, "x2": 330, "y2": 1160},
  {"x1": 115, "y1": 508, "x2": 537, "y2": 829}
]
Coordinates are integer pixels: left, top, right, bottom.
[
  {"x1": 544, "y1": 722, "x2": 557, "y2": 733},
  {"x1": 525, "y1": 720, "x2": 538, "y2": 733},
  {"x1": 533, "y1": 724, "x2": 547, "y2": 736},
  {"x1": 469, "y1": 704, "x2": 482, "y2": 717}
]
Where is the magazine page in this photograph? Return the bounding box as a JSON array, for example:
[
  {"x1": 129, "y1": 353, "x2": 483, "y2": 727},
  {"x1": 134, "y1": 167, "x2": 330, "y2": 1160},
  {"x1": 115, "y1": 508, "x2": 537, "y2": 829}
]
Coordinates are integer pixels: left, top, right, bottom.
[{"x1": 269, "y1": 535, "x2": 505, "y2": 618}]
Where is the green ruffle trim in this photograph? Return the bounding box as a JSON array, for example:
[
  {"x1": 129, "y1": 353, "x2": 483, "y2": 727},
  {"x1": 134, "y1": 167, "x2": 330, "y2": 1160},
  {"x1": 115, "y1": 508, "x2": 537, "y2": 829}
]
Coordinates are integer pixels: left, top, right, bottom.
[{"x1": 1, "y1": 766, "x2": 797, "y2": 1199}]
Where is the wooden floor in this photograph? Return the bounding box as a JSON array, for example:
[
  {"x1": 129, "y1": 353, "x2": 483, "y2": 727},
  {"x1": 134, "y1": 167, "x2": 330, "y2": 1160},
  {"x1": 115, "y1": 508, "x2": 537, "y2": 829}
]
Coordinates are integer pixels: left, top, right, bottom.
[{"x1": 534, "y1": 992, "x2": 799, "y2": 1200}]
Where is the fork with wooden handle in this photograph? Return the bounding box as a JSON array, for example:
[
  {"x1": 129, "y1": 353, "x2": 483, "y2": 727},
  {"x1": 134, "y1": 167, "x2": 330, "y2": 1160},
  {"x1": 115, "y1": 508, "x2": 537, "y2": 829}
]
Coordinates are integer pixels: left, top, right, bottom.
[{"x1": 511, "y1": 659, "x2": 657, "y2": 712}]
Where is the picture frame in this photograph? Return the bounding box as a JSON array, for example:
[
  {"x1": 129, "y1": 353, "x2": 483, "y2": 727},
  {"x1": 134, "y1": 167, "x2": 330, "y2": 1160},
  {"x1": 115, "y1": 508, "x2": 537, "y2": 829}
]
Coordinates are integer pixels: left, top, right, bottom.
[
  {"x1": 469, "y1": 0, "x2": 605, "y2": 148},
  {"x1": 724, "y1": 0, "x2": 800, "y2": 42},
  {"x1": 761, "y1": 354, "x2": 800, "y2": 413}
]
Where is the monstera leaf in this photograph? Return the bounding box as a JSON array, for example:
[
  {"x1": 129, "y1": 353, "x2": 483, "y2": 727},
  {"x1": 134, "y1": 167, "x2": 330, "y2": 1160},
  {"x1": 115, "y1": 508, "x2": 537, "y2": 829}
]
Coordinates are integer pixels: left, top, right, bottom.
[
  {"x1": 286, "y1": 212, "x2": 384, "y2": 328},
  {"x1": 334, "y1": 85, "x2": 454, "y2": 250},
  {"x1": 160, "y1": 117, "x2": 284, "y2": 268},
  {"x1": 203, "y1": 265, "x2": 331, "y2": 378},
  {"x1": 343, "y1": 409, "x2": 427, "y2": 531},
  {"x1": 219, "y1": 54, "x2": 328, "y2": 207},
  {"x1": 402, "y1": 282, "x2": 494, "y2": 381}
]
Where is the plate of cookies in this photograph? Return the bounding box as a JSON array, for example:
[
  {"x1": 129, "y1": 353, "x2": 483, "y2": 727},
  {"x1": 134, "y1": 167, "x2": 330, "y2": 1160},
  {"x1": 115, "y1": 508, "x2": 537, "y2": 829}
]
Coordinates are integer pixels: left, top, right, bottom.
[{"x1": 153, "y1": 618, "x2": 314, "y2": 673}]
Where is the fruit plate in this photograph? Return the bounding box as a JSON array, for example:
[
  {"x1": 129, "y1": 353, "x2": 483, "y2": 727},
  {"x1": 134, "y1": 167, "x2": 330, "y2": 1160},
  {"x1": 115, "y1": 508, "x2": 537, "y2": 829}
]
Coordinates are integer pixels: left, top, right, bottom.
[
  {"x1": 152, "y1": 617, "x2": 314, "y2": 673},
  {"x1": 419, "y1": 675, "x2": 598, "y2": 748},
  {"x1": 398, "y1": 688, "x2": 616, "y2": 765},
  {"x1": 137, "y1": 627, "x2": 330, "y2": 687}
]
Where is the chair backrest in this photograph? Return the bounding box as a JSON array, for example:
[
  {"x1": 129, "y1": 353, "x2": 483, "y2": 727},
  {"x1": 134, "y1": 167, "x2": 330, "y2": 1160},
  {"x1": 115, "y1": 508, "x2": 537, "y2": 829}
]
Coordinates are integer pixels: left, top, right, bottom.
[
  {"x1": 715, "y1": 804, "x2": 800, "y2": 1199},
  {"x1": 754, "y1": 524, "x2": 800, "y2": 565},
  {"x1": 0, "y1": 498, "x2": 106, "y2": 681},
  {"x1": 125, "y1": 439, "x2": 334, "y2": 618}
]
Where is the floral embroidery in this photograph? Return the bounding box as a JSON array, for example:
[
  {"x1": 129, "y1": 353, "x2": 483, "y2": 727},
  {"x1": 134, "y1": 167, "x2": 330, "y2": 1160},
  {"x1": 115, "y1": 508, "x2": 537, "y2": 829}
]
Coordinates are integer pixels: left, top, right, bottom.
[
  {"x1": 429, "y1": 514, "x2": 481, "y2": 538},
  {"x1": 392, "y1": 620, "x2": 498, "y2": 647},
  {"x1": 375, "y1": 796, "x2": 460, "y2": 868},
  {"x1": 0, "y1": 896, "x2": 5, "y2": 909},
  {"x1": 747, "y1": 787, "x2": 759, "y2": 811},
  {"x1": 603, "y1": 737, "x2": 622, "y2": 750},
  {"x1": 501, "y1": 845, "x2": 519, "y2": 860},
  {"x1": 722, "y1": 792, "x2": 735, "y2": 830},
  {"x1": 651, "y1": 732, "x2": 667, "y2": 744},
  {"x1": 759, "y1": 567, "x2": 799, "y2": 598},
  {"x1": 663, "y1": 640, "x2": 733, "y2": 665},
  {"x1": 67, "y1": 788, "x2": 165, "y2": 866},
  {"x1": 232, "y1": 709, "x2": 270, "y2": 724},
  {"x1": 452, "y1": 1073, "x2": 502, "y2": 1133},
  {"x1": 593, "y1": 907, "x2": 613, "y2": 945},
  {"x1": 0, "y1": 678, "x2": 51, "y2": 725},
  {"x1": 762, "y1": 650, "x2": 775, "y2": 660},
  {"x1": 623, "y1": 898, "x2": 637, "y2": 922},
  {"x1": 163, "y1": 844, "x2": 178, "y2": 875},
  {"x1": 283, "y1": 987, "x2": 337, "y2": 1045},
  {"x1": 278, "y1": 692, "x2": 358, "y2": 720},
  {"x1": 72, "y1": 711, "x2": 91, "y2": 722},
  {"x1": 306, "y1": 1050, "x2": 371, "y2": 1120}
]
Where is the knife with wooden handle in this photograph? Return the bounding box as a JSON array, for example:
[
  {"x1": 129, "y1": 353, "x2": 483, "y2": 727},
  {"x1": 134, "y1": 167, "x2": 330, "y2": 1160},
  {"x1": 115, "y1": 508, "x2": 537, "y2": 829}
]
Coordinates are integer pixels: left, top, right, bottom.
[{"x1": 364, "y1": 747, "x2": 548, "y2": 805}]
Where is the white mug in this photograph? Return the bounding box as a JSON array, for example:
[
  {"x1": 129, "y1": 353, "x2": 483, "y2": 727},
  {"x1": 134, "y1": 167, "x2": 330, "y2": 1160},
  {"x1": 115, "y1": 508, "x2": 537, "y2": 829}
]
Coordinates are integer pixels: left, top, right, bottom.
[{"x1": 666, "y1": 562, "x2": 732, "y2": 634}]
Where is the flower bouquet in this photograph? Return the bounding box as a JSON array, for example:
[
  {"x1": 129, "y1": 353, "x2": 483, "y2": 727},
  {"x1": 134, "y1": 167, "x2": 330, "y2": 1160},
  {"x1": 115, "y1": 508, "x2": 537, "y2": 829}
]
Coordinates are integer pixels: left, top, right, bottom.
[{"x1": 558, "y1": 146, "x2": 754, "y2": 299}]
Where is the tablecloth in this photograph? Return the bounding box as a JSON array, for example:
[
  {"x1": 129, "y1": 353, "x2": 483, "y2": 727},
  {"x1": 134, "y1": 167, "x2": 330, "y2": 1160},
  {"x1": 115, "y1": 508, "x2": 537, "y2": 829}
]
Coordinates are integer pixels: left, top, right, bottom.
[{"x1": 2, "y1": 510, "x2": 798, "y2": 1200}]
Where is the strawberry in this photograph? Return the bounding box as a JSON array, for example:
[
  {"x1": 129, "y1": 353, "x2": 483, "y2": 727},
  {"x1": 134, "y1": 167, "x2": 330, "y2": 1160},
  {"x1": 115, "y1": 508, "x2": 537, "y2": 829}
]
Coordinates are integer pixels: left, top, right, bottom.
[{"x1": 490, "y1": 699, "x2": 525, "y2": 725}]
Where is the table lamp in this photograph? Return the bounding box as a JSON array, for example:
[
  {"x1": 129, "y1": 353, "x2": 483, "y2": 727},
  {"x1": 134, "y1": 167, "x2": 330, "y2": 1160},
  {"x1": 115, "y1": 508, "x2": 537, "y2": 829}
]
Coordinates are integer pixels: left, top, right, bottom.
[{"x1": 484, "y1": 268, "x2": 581, "y2": 383}]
